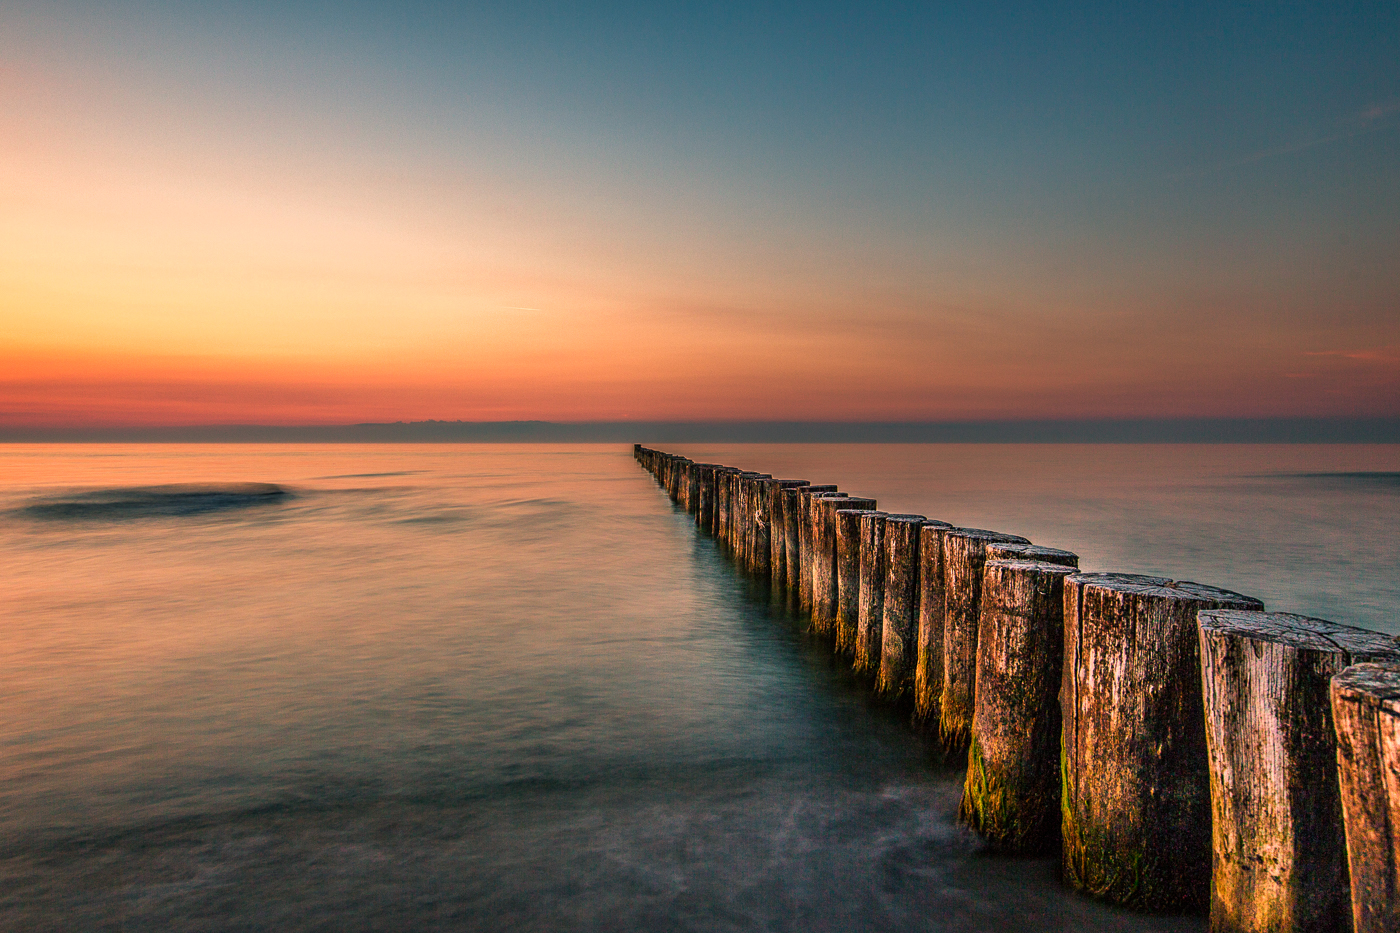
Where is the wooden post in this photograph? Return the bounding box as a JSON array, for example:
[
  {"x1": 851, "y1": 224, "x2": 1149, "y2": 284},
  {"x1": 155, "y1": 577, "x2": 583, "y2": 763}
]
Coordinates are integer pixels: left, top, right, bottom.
[
  {"x1": 812, "y1": 496, "x2": 877, "y2": 638},
  {"x1": 737, "y1": 472, "x2": 759, "y2": 569},
  {"x1": 985, "y1": 541, "x2": 1079, "y2": 567},
  {"x1": 1331, "y1": 661, "x2": 1400, "y2": 933},
  {"x1": 877, "y1": 515, "x2": 935, "y2": 702},
  {"x1": 1061, "y1": 573, "x2": 1263, "y2": 911},
  {"x1": 744, "y1": 473, "x2": 773, "y2": 574},
  {"x1": 753, "y1": 479, "x2": 799, "y2": 581},
  {"x1": 723, "y1": 470, "x2": 740, "y2": 554},
  {"x1": 835, "y1": 508, "x2": 874, "y2": 656},
  {"x1": 799, "y1": 490, "x2": 846, "y2": 617},
  {"x1": 855, "y1": 511, "x2": 890, "y2": 677},
  {"x1": 938, "y1": 528, "x2": 1030, "y2": 749},
  {"x1": 733, "y1": 471, "x2": 753, "y2": 564},
  {"x1": 695, "y1": 465, "x2": 716, "y2": 534},
  {"x1": 913, "y1": 521, "x2": 954, "y2": 727},
  {"x1": 733, "y1": 472, "x2": 754, "y2": 564},
  {"x1": 784, "y1": 485, "x2": 834, "y2": 605},
  {"x1": 1198, "y1": 611, "x2": 1398, "y2": 933},
  {"x1": 961, "y1": 559, "x2": 1078, "y2": 852},
  {"x1": 769, "y1": 481, "x2": 809, "y2": 590},
  {"x1": 713, "y1": 468, "x2": 729, "y2": 546}
]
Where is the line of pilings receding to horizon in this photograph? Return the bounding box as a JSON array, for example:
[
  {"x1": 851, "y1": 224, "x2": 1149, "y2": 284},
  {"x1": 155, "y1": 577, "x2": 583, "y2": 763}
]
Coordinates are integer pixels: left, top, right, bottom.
[{"x1": 634, "y1": 444, "x2": 1400, "y2": 932}]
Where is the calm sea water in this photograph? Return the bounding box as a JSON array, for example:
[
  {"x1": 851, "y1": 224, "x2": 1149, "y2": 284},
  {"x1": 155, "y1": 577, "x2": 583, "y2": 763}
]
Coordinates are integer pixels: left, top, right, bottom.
[{"x1": 1, "y1": 443, "x2": 1396, "y2": 932}]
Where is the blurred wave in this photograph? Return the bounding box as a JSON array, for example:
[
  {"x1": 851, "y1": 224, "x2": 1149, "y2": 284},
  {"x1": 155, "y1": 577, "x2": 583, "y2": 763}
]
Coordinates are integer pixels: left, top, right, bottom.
[
  {"x1": 16, "y1": 484, "x2": 289, "y2": 520},
  {"x1": 1288, "y1": 471, "x2": 1400, "y2": 486}
]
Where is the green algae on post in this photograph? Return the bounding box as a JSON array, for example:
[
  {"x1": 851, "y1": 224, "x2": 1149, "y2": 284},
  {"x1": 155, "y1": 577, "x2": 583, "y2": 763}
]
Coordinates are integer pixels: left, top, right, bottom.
[
  {"x1": 1061, "y1": 573, "x2": 1263, "y2": 912},
  {"x1": 961, "y1": 559, "x2": 1077, "y2": 852}
]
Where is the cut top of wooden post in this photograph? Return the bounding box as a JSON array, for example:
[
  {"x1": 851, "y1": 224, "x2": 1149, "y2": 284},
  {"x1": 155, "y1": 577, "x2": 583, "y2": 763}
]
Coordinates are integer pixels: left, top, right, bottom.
[
  {"x1": 1198, "y1": 609, "x2": 1398, "y2": 659},
  {"x1": 984, "y1": 541, "x2": 1078, "y2": 567},
  {"x1": 1067, "y1": 572, "x2": 1262, "y2": 607},
  {"x1": 1334, "y1": 661, "x2": 1400, "y2": 708}
]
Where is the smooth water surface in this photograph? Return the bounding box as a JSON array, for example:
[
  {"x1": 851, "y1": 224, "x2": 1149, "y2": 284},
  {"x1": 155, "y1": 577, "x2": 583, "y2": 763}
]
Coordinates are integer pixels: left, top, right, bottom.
[{"x1": 3, "y1": 443, "x2": 1395, "y2": 931}]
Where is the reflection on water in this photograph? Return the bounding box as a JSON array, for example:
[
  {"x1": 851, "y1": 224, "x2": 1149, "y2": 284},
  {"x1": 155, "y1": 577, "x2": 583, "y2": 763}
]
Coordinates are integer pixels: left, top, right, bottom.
[{"x1": 1, "y1": 443, "x2": 1395, "y2": 931}]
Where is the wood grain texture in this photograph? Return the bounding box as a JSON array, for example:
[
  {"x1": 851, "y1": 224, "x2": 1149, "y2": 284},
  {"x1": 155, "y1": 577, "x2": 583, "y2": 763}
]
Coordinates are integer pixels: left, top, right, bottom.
[
  {"x1": 1199, "y1": 611, "x2": 1398, "y2": 933},
  {"x1": 813, "y1": 497, "x2": 877, "y2": 637},
  {"x1": 877, "y1": 515, "x2": 932, "y2": 701},
  {"x1": 1331, "y1": 662, "x2": 1400, "y2": 933},
  {"x1": 984, "y1": 542, "x2": 1079, "y2": 567},
  {"x1": 914, "y1": 521, "x2": 954, "y2": 726},
  {"x1": 1061, "y1": 573, "x2": 1263, "y2": 911},
  {"x1": 855, "y1": 511, "x2": 891, "y2": 678},
  {"x1": 766, "y1": 480, "x2": 809, "y2": 591},
  {"x1": 961, "y1": 559, "x2": 1077, "y2": 851},
  {"x1": 836, "y1": 506, "x2": 880, "y2": 655},
  {"x1": 938, "y1": 528, "x2": 1030, "y2": 750},
  {"x1": 800, "y1": 490, "x2": 846, "y2": 620},
  {"x1": 785, "y1": 485, "x2": 833, "y2": 604}
]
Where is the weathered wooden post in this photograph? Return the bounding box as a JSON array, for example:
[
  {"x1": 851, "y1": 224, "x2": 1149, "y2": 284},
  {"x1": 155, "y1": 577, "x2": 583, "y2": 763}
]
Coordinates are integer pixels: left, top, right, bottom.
[
  {"x1": 768, "y1": 481, "x2": 808, "y2": 590},
  {"x1": 835, "y1": 508, "x2": 872, "y2": 656},
  {"x1": 1331, "y1": 661, "x2": 1400, "y2": 933},
  {"x1": 668, "y1": 456, "x2": 686, "y2": 501},
  {"x1": 737, "y1": 472, "x2": 759, "y2": 568},
  {"x1": 855, "y1": 511, "x2": 891, "y2": 677},
  {"x1": 961, "y1": 559, "x2": 1078, "y2": 851},
  {"x1": 1061, "y1": 573, "x2": 1263, "y2": 911},
  {"x1": 786, "y1": 485, "x2": 836, "y2": 606},
  {"x1": 694, "y1": 465, "x2": 715, "y2": 533},
  {"x1": 1198, "y1": 611, "x2": 1398, "y2": 933},
  {"x1": 732, "y1": 471, "x2": 751, "y2": 563},
  {"x1": 753, "y1": 479, "x2": 801, "y2": 581},
  {"x1": 716, "y1": 468, "x2": 738, "y2": 553},
  {"x1": 799, "y1": 490, "x2": 847, "y2": 617},
  {"x1": 877, "y1": 515, "x2": 941, "y2": 702},
  {"x1": 743, "y1": 473, "x2": 772, "y2": 571},
  {"x1": 716, "y1": 467, "x2": 728, "y2": 540},
  {"x1": 732, "y1": 472, "x2": 752, "y2": 562},
  {"x1": 745, "y1": 473, "x2": 773, "y2": 574},
  {"x1": 938, "y1": 528, "x2": 1030, "y2": 749},
  {"x1": 984, "y1": 541, "x2": 1079, "y2": 567},
  {"x1": 913, "y1": 522, "x2": 960, "y2": 728},
  {"x1": 680, "y1": 460, "x2": 696, "y2": 514},
  {"x1": 812, "y1": 496, "x2": 877, "y2": 638}
]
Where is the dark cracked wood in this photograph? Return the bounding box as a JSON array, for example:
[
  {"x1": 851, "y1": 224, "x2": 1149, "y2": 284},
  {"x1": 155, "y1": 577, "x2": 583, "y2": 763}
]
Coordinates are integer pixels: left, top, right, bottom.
[
  {"x1": 1061, "y1": 572, "x2": 1263, "y2": 912},
  {"x1": 837, "y1": 507, "x2": 881, "y2": 656},
  {"x1": 766, "y1": 480, "x2": 809, "y2": 592},
  {"x1": 961, "y1": 559, "x2": 1077, "y2": 852},
  {"x1": 938, "y1": 528, "x2": 1030, "y2": 750},
  {"x1": 785, "y1": 485, "x2": 835, "y2": 604},
  {"x1": 984, "y1": 541, "x2": 1079, "y2": 568},
  {"x1": 1198, "y1": 610, "x2": 1398, "y2": 933},
  {"x1": 913, "y1": 521, "x2": 955, "y2": 727},
  {"x1": 799, "y1": 490, "x2": 846, "y2": 619},
  {"x1": 812, "y1": 496, "x2": 877, "y2": 638},
  {"x1": 854, "y1": 511, "x2": 890, "y2": 677},
  {"x1": 877, "y1": 515, "x2": 932, "y2": 702},
  {"x1": 1331, "y1": 661, "x2": 1400, "y2": 933}
]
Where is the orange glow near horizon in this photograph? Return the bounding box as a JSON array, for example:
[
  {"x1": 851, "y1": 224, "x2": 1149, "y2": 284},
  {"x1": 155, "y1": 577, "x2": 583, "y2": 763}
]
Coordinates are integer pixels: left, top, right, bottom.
[{"x1": 3, "y1": 7, "x2": 1398, "y2": 427}]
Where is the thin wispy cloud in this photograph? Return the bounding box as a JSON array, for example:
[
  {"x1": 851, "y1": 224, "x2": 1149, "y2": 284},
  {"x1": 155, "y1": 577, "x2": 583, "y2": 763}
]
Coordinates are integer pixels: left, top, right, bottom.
[
  {"x1": 1304, "y1": 345, "x2": 1400, "y2": 363},
  {"x1": 1172, "y1": 100, "x2": 1400, "y2": 180}
]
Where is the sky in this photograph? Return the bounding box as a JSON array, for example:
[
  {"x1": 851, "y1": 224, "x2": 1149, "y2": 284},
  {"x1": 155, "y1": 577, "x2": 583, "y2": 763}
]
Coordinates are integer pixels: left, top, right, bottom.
[{"x1": 2, "y1": 1, "x2": 1398, "y2": 426}]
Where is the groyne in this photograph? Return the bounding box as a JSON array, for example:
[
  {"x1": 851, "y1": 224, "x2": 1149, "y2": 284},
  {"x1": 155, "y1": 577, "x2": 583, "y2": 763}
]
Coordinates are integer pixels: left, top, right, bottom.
[{"x1": 635, "y1": 444, "x2": 1400, "y2": 930}]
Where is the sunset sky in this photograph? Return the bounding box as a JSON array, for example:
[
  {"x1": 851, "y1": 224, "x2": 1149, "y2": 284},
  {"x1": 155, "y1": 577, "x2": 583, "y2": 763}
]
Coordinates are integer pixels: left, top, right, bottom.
[{"x1": 3, "y1": 2, "x2": 1397, "y2": 426}]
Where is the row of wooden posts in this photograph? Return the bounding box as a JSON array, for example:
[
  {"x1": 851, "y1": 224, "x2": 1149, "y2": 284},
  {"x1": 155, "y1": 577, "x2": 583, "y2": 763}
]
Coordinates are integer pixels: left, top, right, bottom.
[{"x1": 634, "y1": 444, "x2": 1400, "y2": 933}]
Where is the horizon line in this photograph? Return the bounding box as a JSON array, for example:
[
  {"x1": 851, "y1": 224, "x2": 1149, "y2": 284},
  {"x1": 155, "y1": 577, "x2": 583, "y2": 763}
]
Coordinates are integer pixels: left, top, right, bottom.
[{"x1": 2, "y1": 416, "x2": 1398, "y2": 444}]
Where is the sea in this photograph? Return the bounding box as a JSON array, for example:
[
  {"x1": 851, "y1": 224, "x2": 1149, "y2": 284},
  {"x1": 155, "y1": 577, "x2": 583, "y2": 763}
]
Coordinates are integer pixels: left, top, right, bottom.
[{"x1": 1, "y1": 443, "x2": 1396, "y2": 932}]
